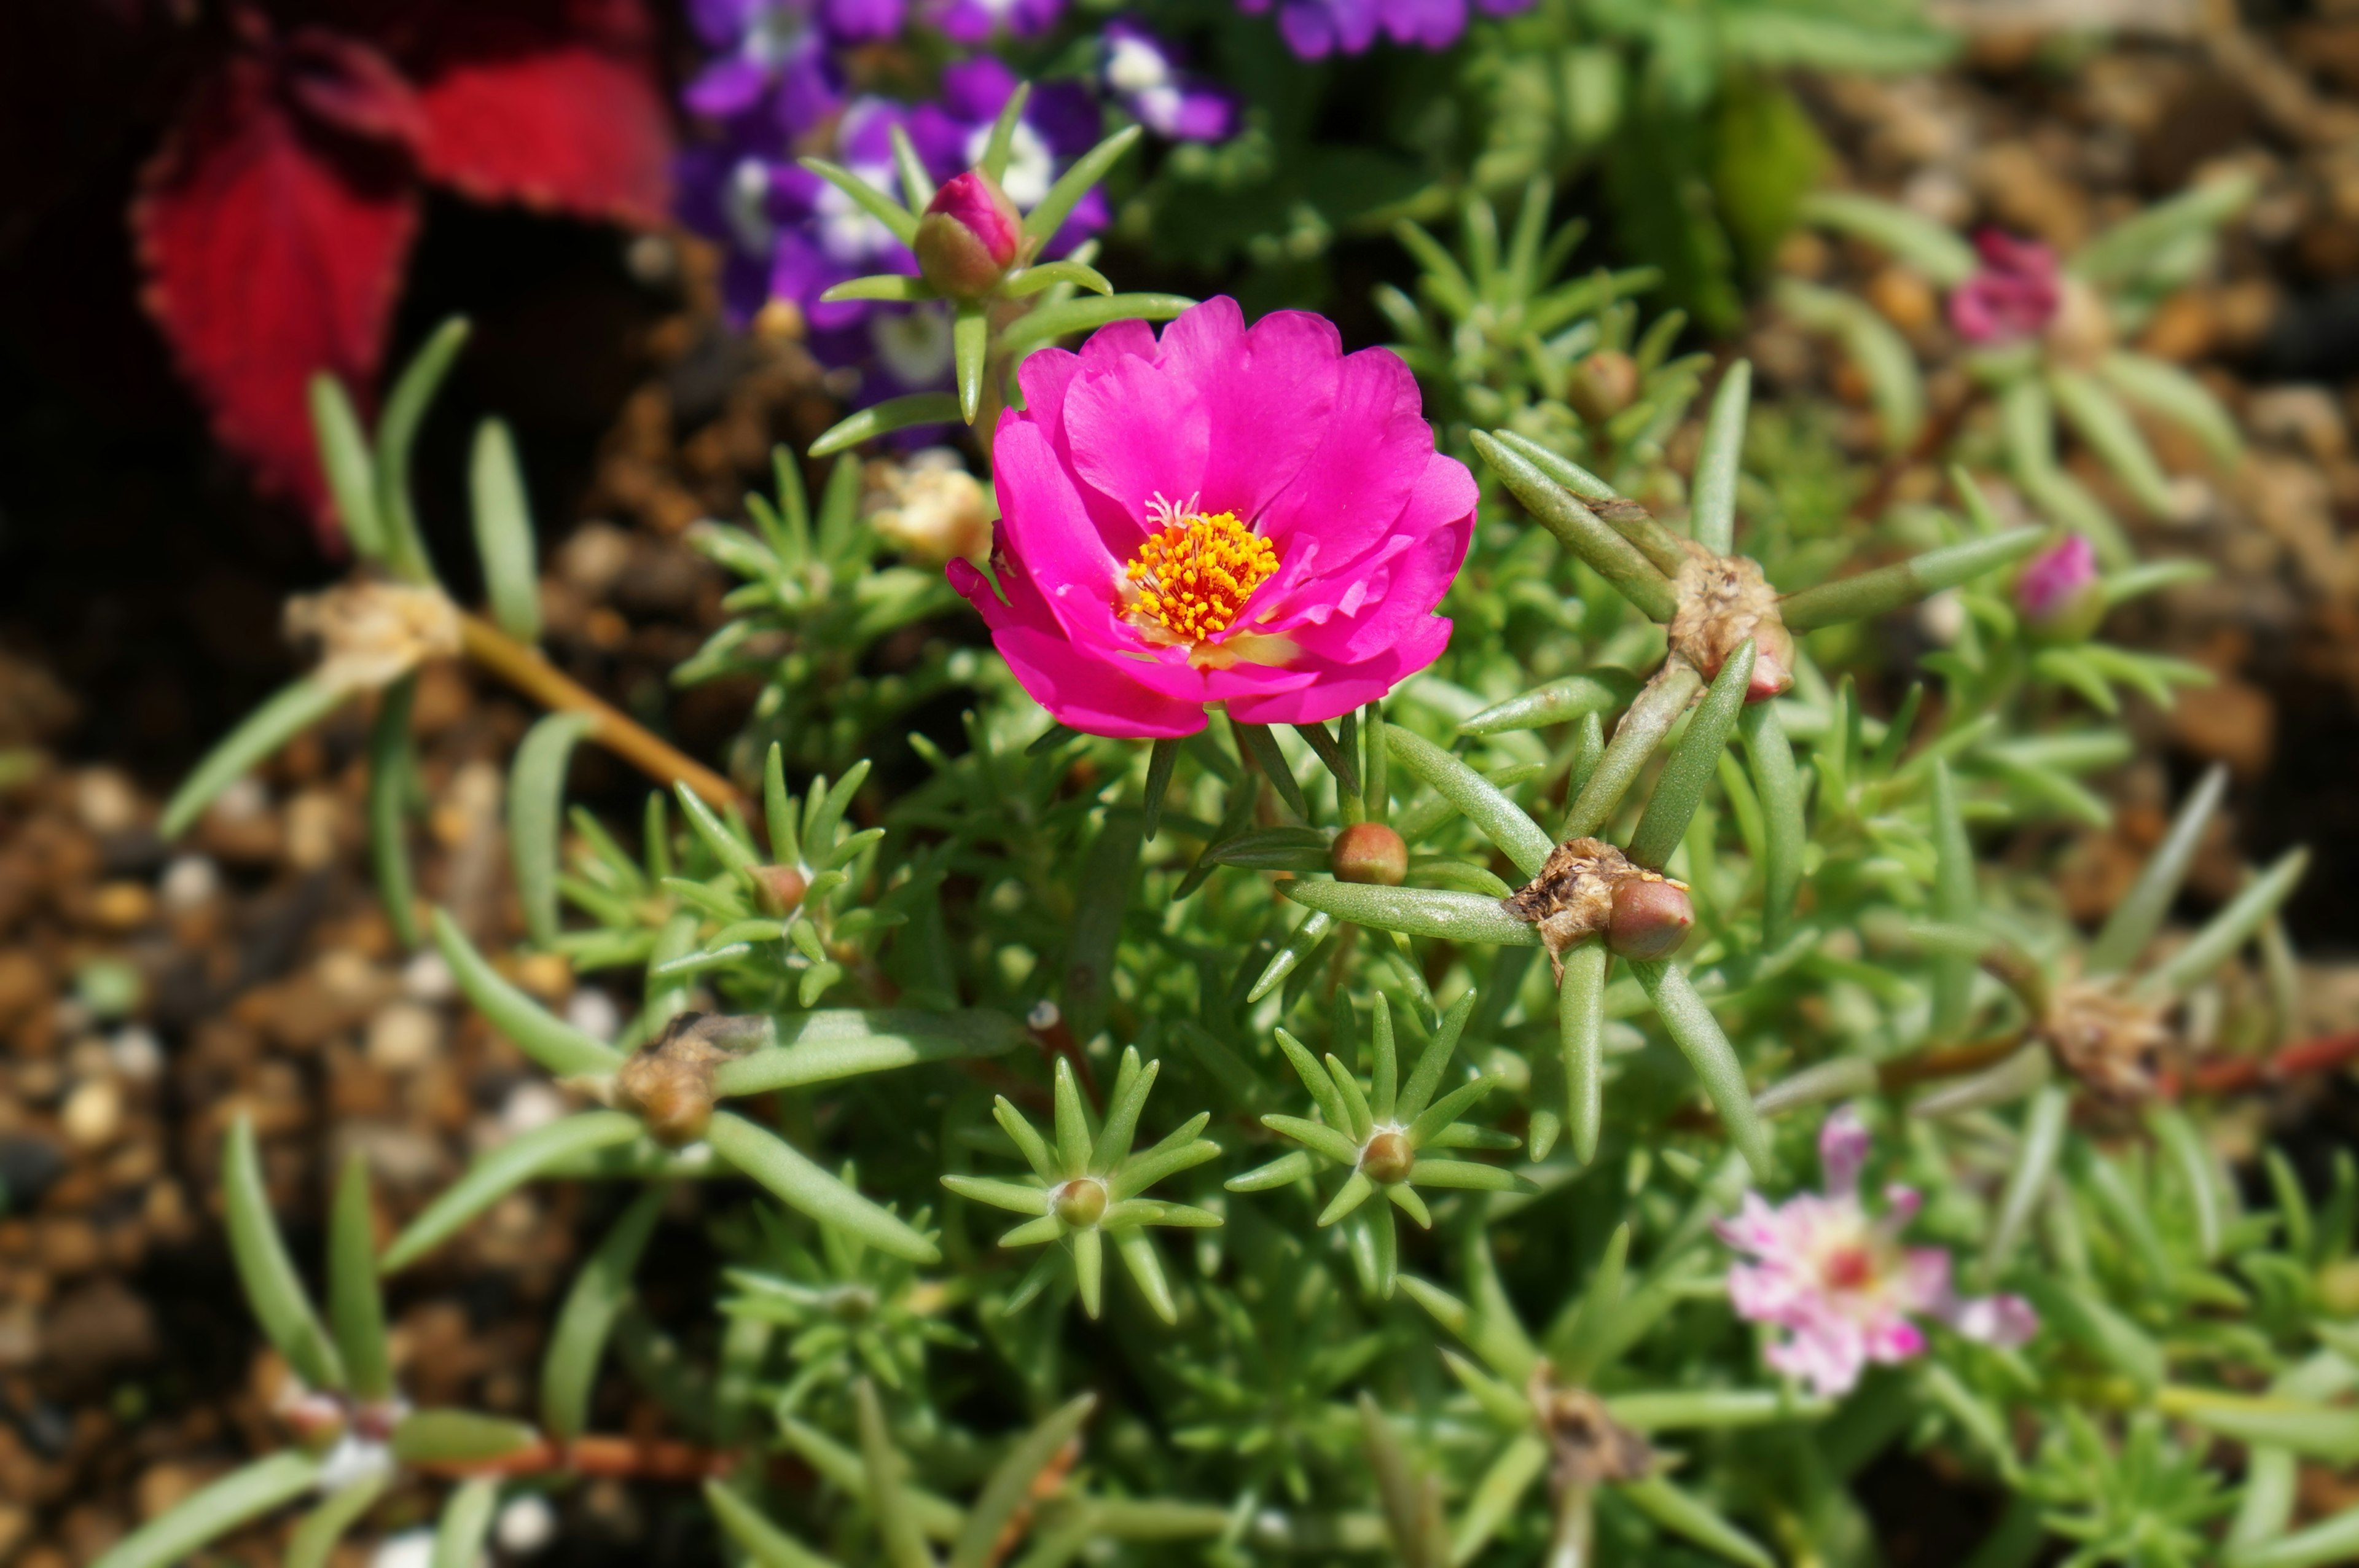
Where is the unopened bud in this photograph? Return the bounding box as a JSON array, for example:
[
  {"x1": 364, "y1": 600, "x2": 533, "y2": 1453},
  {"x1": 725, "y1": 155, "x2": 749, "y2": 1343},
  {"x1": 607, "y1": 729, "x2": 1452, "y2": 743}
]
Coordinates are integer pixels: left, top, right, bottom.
[
  {"x1": 1359, "y1": 1128, "x2": 1415, "y2": 1185},
  {"x1": 1052, "y1": 1176, "x2": 1108, "y2": 1228},
  {"x1": 1330, "y1": 822, "x2": 1408, "y2": 886},
  {"x1": 915, "y1": 170, "x2": 1023, "y2": 299},
  {"x1": 756, "y1": 864, "x2": 808, "y2": 914},
  {"x1": 275, "y1": 1387, "x2": 350, "y2": 1452},
  {"x1": 1607, "y1": 877, "x2": 1693, "y2": 961},
  {"x1": 1748, "y1": 620, "x2": 1796, "y2": 704},
  {"x1": 1568, "y1": 351, "x2": 1638, "y2": 424},
  {"x1": 2014, "y1": 535, "x2": 2105, "y2": 644}
]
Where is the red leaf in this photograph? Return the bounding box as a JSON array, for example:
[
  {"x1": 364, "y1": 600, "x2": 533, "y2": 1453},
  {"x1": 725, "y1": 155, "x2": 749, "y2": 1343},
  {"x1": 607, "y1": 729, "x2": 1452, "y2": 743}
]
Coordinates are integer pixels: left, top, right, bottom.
[
  {"x1": 411, "y1": 0, "x2": 673, "y2": 228},
  {"x1": 133, "y1": 47, "x2": 419, "y2": 533},
  {"x1": 278, "y1": 26, "x2": 429, "y2": 149}
]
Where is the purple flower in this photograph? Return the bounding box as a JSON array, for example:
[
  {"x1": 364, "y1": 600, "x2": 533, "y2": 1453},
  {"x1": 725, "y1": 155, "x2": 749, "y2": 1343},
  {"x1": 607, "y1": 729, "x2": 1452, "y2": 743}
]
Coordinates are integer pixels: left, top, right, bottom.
[
  {"x1": 930, "y1": 0, "x2": 1066, "y2": 44},
  {"x1": 681, "y1": 0, "x2": 840, "y2": 136},
  {"x1": 1101, "y1": 21, "x2": 1237, "y2": 141},
  {"x1": 1238, "y1": 0, "x2": 1530, "y2": 59},
  {"x1": 1716, "y1": 1107, "x2": 2036, "y2": 1398},
  {"x1": 1949, "y1": 230, "x2": 2062, "y2": 346}
]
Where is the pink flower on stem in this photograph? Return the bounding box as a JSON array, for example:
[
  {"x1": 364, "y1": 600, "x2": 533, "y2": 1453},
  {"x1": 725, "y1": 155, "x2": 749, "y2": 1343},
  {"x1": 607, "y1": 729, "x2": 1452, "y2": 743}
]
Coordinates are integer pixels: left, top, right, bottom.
[
  {"x1": 1716, "y1": 1107, "x2": 2037, "y2": 1398},
  {"x1": 2014, "y1": 533, "x2": 2105, "y2": 642},
  {"x1": 1947, "y1": 230, "x2": 2062, "y2": 346},
  {"x1": 915, "y1": 169, "x2": 1025, "y2": 298},
  {"x1": 949, "y1": 297, "x2": 1476, "y2": 738}
]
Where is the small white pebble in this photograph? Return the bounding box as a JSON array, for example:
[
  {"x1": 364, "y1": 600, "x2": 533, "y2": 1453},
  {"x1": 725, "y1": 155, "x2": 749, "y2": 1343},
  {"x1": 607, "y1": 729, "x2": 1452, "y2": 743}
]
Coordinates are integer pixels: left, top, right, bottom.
[
  {"x1": 1917, "y1": 589, "x2": 1966, "y2": 647},
  {"x1": 495, "y1": 1492, "x2": 558, "y2": 1554},
  {"x1": 1027, "y1": 999, "x2": 1062, "y2": 1031},
  {"x1": 401, "y1": 950, "x2": 456, "y2": 1002},
  {"x1": 157, "y1": 854, "x2": 220, "y2": 912},
  {"x1": 370, "y1": 1530, "x2": 441, "y2": 1568},
  {"x1": 74, "y1": 768, "x2": 142, "y2": 835},
  {"x1": 61, "y1": 1078, "x2": 123, "y2": 1149},
  {"x1": 366, "y1": 1002, "x2": 444, "y2": 1072},
  {"x1": 108, "y1": 1026, "x2": 163, "y2": 1083},
  {"x1": 564, "y1": 988, "x2": 622, "y2": 1042},
  {"x1": 211, "y1": 775, "x2": 270, "y2": 824},
  {"x1": 501, "y1": 1081, "x2": 568, "y2": 1137}
]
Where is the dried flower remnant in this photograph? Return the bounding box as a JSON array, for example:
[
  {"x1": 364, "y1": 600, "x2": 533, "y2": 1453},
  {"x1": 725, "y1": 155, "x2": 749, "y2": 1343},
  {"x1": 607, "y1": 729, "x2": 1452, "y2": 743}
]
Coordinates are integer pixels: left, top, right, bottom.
[
  {"x1": 284, "y1": 580, "x2": 463, "y2": 693},
  {"x1": 867, "y1": 449, "x2": 995, "y2": 565},
  {"x1": 1502, "y1": 837, "x2": 1693, "y2": 978},
  {"x1": 1667, "y1": 540, "x2": 1794, "y2": 703},
  {"x1": 950, "y1": 297, "x2": 1475, "y2": 738},
  {"x1": 2040, "y1": 977, "x2": 2173, "y2": 1106},
  {"x1": 1528, "y1": 1370, "x2": 1654, "y2": 1491},
  {"x1": 1947, "y1": 230, "x2": 2062, "y2": 347},
  {"x1": 614, "y1": 1013, "x2": 769, "y2": 1145},
  {"x1": 1717, "y1": 1108, "x2": 2036, "y2": 1398}
]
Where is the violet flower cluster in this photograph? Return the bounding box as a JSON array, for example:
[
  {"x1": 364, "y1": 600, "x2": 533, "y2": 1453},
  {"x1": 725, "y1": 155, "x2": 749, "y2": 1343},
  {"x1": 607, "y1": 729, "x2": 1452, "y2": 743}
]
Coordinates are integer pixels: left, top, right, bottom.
[
  {"x1": 1717, "y1": 1107, "x2": 2037, "y2": 1398},
  {"x1": 1242, "y1": 0, "x2": 1533, "y2": 60},
  {"x1": 678, "y1": 1, "x2": 1232, "y2": 411}
]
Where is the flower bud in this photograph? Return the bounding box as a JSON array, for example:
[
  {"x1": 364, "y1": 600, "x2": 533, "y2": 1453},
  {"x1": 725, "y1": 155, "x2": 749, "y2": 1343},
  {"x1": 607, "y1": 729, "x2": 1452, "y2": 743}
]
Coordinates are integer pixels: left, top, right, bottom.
[
  {"x1": 2014, "y1": 534, "x2": 2104, "y2": 644},
  {"x1": 1748, "y1": 619, "x2": 1796, "y2": 704},
  {"x1": 1330, "y1": 821, "x2": 1408, "y2": 886},
  {"x1": 1568, "y1": 350, "x2": 1639, "y2": 424},
  {"x1": 1606, "y1": 877, "x2": 1693, "y2": 961},
  {"x1": 1359, "y1": 1129, "x2": 1415, "y2": 1185},
  {"x1": 914, "y1": 170, "x2": 1023, "y2": 298},
  {"x1": 1052, "y1": 1176, "x2": 1108, "y2": 1228},
  {"x1": 756, "y1": 864, "x2": 808, "y2": 915}
]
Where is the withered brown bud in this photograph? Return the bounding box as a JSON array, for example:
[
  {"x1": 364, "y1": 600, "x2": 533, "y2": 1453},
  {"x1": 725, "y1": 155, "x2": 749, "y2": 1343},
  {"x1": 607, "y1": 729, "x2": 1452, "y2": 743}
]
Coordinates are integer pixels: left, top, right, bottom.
[
  {"x1": 614, "y1": 1012, "x2": 751, "y2": 1145},
  {"x1": 2040, "y1": 978, "x2": 2172, "y2": 1105},
  {"x1": 1330, "y1": 822, "x2": 1409, "y2": 886},
  {"x1": 1667, "y1": 540, "x2": 1793, "y2": 704},
  {"x1": 1607, "y1": 876, "x2": 1694, "y2": 960},
  {"x1": 1359, "y1": 1129, "x2": 1415, "y2": 1185},
  {"x1": 756, "y1": 864, "x2": 808, "y2": 914},
  {"x1": 1529, "y1": 1367, "x2": 1654, "y2": 1491},
  {"x1": 1568, "y1": 350, "x2": 1639, "y2": 425},
  {"x1": 1502, "y1": 837, "x2": 1692, "y2": 978},
  {"x1": 1052, "y1": 1177, "x2": 1108, "y2": 1228}
]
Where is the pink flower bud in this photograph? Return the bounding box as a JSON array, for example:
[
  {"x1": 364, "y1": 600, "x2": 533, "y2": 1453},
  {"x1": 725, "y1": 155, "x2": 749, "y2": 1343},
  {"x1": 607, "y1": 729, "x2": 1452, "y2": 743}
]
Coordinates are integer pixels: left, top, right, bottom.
[
  {"x1": 2014, "y1": 534, "x2": 2105, "y2": 642},
  {"x1": 1607, "y1": 877, "x2": 1693, "y2": 961},
  {"x1": 915, "y1": 170, "x2": 1023, "y2": 298},
  {"x1": 1947, "y1": 229, "x2": 2061, "y2": 346},
  {"x1": 1330, "y1": 821, "x2": 1409, "y2": 886}
]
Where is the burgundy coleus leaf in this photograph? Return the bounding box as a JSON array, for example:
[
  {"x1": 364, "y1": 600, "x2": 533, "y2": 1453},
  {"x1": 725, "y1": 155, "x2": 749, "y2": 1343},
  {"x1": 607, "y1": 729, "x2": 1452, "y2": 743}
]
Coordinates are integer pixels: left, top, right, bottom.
[
  {"x1": 409, "y1": 0, "x2": 673, "y2": 227},
  {"x1": 132, "y1": 23, "x2": 423, "y2": 529},
  {"x1": 131, "y1": 0, "x2": 671, "y2": 544}
]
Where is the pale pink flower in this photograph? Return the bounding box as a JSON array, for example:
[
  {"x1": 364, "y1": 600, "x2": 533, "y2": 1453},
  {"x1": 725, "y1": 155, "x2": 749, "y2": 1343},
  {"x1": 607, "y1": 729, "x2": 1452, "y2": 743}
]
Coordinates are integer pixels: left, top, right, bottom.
[
  {"x1": 1716, "y1": 1107, "x2": 2036, "y2": 1397},
  {"x1": 947, "y1": 297, "x2": 1475, "y2": 738},
  {"x1": 1947, "y1": 230, "x2": 2061, "y2": 346}
]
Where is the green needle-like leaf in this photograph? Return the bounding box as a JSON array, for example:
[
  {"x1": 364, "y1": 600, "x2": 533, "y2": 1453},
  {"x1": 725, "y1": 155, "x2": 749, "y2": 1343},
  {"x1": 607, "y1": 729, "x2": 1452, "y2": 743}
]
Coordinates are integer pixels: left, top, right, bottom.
[
  {"x1": 223, "y1": 1114, "x2": 344, "y2": 1391},
  {"x1": 374, "y1": 316, "x2": 468, "y2": 582},
  {"x1": 1405, "y1": 1075, "x2": 1502, "y2": 1148},
  {"x1": 1627, "y1": 641, "x2": 1752, "y2": 868},
  {"x1": 820, "y1": 274, "x2": 937, "y2": 304},
  {"x1": 1982, "y1": 1085, "x2": 2069, "y2": 1281},
  {"x1": 1003, "y1": 259, "x2": 1115, "y2": 297},
  {"x1": 161, "y1": 676, "x2": 351, "y2": 839},
  {"x1": 509, "y1": 711, "x2": 597, "y2": 948},
  {"x1": 326, "y1": 1152, "x2": 391, "y2": 1402},
  {"x1": 2144, "y1": 846, "x2": 2309, "y2": 1000},
  {"x1": 1073, "y1": 1225, "x2": 1105, "y2": 1317},
  {"x1": 1473, "y1": 432, "x2": 1679, "y2": 621},
  {"x1": 1262, "y1": 1114, "x2": 1361, "y2": 1168},
  {"x1": 1459, "y1": 671, "x2": 1639, "y2": 736},
  {"x1": 431, "y1": 1477, "x2": 500, "y2": 1568},
  {"x1": 308, "y1": 373, "x2": 385, "y2": 560},
  {"x1": 541, "y1": 1187, "x2": 664, "y2": 1441},
  {"x1": 890, "y1": 122, "x2": 934, "y2": 211},
  {"x1": 1281, "y1": 880, "x2": 1539, "y2": 945},
  {"x1": 799, "y1": 158, "x2": 920, "y2": 246},
  {"x1": 1778, "y1": 528, "x2": 2046, "y2": 632},
  {"x1": 998, "y1": 293, "x2": 1194, "y2": 360},
  {"x1": 1619, "y1": 1473, "x2": 1775, "y2": 1568},
  {"x1": 1092, "y1": 1049, "x2": 1159, "y2": 1171},
  {"x1": 810, "y1": 393, "x2": 964, "y2": 458},
  {"x1": 1928, "y1": 761, "x2": 1975, "y2": 1039},
  {"x1": 1738, "y1": 703, "x2": 1804, "y2": 948},
  {"x1": 708, "y1": 1111, "x2": 939, "y2": 1263},
  {"x1": 390, "y1": 1410, "x2": 540, "y2": 1466},
  {"x1": 365, "y1": 675, "x2": 420, "y2": 948},
  {"x1": 953, "y1": 304, "x2": 988, "y2": 423},
  {"x1": 1690, "y1": 360, "x2": 1751, "y2": 556},
  {"x1": 1397, "y1": 991, "x2": 1474, "y2": 1125},
  {"x1": 1385, "y1": 724, "x2": 1551, "y2": 875},
  {"x1": 1319, "y1": 1171, "x2": 1377, "y2": 1226},
  {"x1": 431, "y1": 908, "x2": 624, "y2": 1076},
  {"x1": 469, "y1": 416, "x2": 541, "y2": 642},
  {"x1": 1563, "y1": 663, "x2": 1705, "y2": 840},
  {"x1": 1023, "y1": 124, "x2": 1140, "y2": 243},
  {"x1": 1143, "y1": 736, "x2": 1180, "y2": 841},
  {"x1": 950, "y1": 1394, "x2": 1098, "y2": 1568},
  {"x1": 381, "y1": 1110, "x2": 642, "y2": 1270},
  {"x1": 88, "y1": 1452, "x2": 321, "y2": 1568},
  {"x1": 1560, "y1": 942, "x2": 1608, "y2": 1165},
  {"x1": 286, "y1": 1475, "x2": 389, "y2": 1568},
  {"x1": 1630, "y1": 961, "x2": 1770, "y2": 1175},
  {"x1": 706, "y1": 1481, "x2": 847, "y2": 1567}
]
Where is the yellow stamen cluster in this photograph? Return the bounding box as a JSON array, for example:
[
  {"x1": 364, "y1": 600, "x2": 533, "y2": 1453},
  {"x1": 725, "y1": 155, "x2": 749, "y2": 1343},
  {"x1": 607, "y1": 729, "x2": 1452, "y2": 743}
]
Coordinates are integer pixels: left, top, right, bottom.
[{"x1": 1122, "y1": 497, "x2": 1278, "y2": 644}]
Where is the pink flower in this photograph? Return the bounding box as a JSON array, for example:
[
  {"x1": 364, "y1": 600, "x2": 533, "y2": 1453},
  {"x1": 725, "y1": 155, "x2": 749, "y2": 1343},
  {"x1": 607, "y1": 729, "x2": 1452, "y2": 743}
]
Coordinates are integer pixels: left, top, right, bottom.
[
  {"x1": 1716, "y1": 1107, "x2": 2036, "y2": 1398},
  {"x1": 949, "y1": 297, "x2": 1475, "y2": 738},
  {"x1": 1947, "y1": 230, "x2": 2061, "y2": 346}
]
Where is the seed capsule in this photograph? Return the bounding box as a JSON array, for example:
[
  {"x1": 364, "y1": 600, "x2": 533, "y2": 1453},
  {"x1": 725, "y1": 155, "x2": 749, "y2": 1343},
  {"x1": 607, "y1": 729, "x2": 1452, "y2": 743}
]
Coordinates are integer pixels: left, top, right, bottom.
[
  {"x1": 1052, "y1": 1177, "x2": 1108, "y2": 1228},
  {"x1": 1568, "y1": 350, "x2": 1639, "y2": 424},
  {"x1": 1606, "y1": 877, "x2": 1694, "y2": 961},
  {"x1": 756, "y1": 864, "x2": 808, "y2": 914},
  {"x1": 1330, "y1": 822, "x2": 1409, "y2": 886}
]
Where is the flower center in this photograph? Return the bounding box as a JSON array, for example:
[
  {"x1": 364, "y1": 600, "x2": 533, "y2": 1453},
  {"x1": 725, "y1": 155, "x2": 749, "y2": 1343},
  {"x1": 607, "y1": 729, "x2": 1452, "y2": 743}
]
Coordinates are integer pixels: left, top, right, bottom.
[
  {"x1": 1823, "y1": 1245, "x2": 1876, "y2": 1290},
  {"x1": 1122, "y1": 494, "x2": 1278, "y2": 644}
]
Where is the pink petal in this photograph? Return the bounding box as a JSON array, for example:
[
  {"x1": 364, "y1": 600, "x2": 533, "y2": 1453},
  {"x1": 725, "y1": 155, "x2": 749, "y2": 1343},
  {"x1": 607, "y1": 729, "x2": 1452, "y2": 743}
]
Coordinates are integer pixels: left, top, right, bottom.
[
  {"x1": 1258, "y1": 454, "x2": 1474, "y2": 662},
  {"x1": 989, "y1": 623, "x2": 1207, "y2": 739},
  {"x1": 1255, "y1": 345, "x2": 1433, "y2": 563},
  {"x1": 989, "y1": 416, "x2": 1129, "y2": 646},
  {"x1": 1942, "y1": 1293, "x2": 2040, "y2": 1348},
  {"x1": 1818, "y1": 1106, "x2": 1871, "y2": 1196},
  {"x1": 1224, "y1": 614, "x2": 1451, "y2": 725},
  {"x1": 1062, "y1": 349, "x2": 1211, "y2": 548},
  {"x1": 1158, "y1": 299, "x2": 1340, "y2": 522}
]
